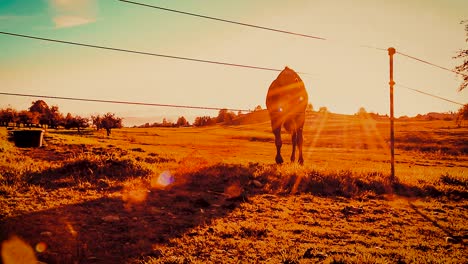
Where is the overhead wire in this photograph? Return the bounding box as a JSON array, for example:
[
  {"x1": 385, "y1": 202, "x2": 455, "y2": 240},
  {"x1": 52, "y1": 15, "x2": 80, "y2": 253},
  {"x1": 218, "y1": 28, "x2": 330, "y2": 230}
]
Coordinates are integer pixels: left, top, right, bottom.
[
  {"x1": 1, "y1": 2, "x2": 465, "y2": 110},
  {"x1": 0, "y1": 92, "x2": 252, "y2": 112},
  {"x1": 119, "y1": 0, "x2": 465, "y2": 80},
  {"x1": 0, "y1": 31, "x2": 285, "y2": 73},
  {"x1": 118, "y1": 0, "x2": 388, "y2": 52},
  {"x1": 118, "y1": 0, "x2": 327, "y2": 41},
  {"x1": 395, "y1": 84, "x2": 465, "y2": 106},
  {"x1": 397, "y1": 51, "x2": 468, "y2": 78}
]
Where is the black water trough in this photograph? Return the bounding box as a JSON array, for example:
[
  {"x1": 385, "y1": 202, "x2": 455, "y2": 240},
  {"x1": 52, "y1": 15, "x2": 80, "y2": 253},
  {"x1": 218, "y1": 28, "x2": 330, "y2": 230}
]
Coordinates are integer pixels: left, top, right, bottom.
[{"x1": 13, "y1": 130, "x2": 44, "y2": 148}]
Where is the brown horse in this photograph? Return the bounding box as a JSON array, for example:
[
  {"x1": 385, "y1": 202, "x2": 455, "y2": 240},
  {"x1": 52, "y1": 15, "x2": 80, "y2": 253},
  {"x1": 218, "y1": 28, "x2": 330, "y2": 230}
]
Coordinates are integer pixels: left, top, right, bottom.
[{"x1": 266, "y1": 66, "x2": 308, "y2": 164}]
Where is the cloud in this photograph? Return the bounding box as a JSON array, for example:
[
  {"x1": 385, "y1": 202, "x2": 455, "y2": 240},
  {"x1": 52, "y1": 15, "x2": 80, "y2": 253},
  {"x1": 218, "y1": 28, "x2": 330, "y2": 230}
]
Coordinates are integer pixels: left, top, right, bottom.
[
  {"x1": 53, "y1": 15, "x2": 95, "y2": 28},
  {"x1": 49, "y1": 0, "x2": 97, "y2": 28}
]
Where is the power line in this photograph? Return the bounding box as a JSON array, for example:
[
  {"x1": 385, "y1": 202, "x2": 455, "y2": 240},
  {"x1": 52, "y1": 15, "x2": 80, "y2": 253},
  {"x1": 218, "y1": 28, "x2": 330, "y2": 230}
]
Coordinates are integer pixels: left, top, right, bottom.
[
  {"x1": 395, "y1": 84, "x2": 465, "y2": 106},
  {"x1": 0, "y1": 92, "x2": 252, "y2": 112},
  {"x1": 119, "y1": 0, "x2": 388, "y2": 53},
  {"x1": 119, "y1": 0, "x2": 327, "y2": 41},
  {"x1": 121, "y1": 0, "x2": 464, "y2": 78},
  {"x1": 0, "y1": 31, "x2": 285, "y2": 73},
  {"x1": 397, "y1": 51, "x2": 468, "y2": 78}
]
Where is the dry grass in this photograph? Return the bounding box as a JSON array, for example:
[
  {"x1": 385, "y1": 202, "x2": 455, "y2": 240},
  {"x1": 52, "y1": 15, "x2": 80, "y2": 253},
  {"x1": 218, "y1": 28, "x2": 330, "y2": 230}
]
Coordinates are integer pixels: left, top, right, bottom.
[{"x1": 0, "y1": 113, "x2": 467, "y2": 263}]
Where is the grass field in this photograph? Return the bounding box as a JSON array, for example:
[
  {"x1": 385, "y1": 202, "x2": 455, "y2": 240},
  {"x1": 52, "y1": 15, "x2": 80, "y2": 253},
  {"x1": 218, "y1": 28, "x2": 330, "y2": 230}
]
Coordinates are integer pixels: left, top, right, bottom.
[{"x1": 0, "y1": 112, "x2": 467, "y2": 263}]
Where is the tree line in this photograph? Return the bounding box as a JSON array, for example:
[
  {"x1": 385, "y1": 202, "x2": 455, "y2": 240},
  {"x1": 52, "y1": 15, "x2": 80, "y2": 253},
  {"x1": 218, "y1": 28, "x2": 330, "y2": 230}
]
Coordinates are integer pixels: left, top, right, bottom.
[
  {"x1": 136, "y1": 107, "x2": 257, "y2": 128},
  {"x1": 0, "y1": 100, "x2": 122, "y2": 135}
]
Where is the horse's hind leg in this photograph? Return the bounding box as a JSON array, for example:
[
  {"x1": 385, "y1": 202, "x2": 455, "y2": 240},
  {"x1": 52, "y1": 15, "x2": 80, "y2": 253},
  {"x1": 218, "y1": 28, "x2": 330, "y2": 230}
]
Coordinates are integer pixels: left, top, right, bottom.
[
  {"x1": 290, "y1": 130, "x2": 297, "y2": 162},
  {"x1": 273, "y1": 127, "x2": 283, "y2": 164},
  {"x1": 297, "y1": 127, "x2": 304, "y2": 165}
]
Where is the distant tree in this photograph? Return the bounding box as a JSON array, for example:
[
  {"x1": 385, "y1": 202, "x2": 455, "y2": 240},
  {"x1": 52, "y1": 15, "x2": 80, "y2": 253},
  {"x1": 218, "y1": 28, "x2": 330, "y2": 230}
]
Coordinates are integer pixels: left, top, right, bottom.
[
  {"x1": 91, "y1": 115, "x2": 102, "y2": 130},
  {"x1": 216, "y1": 109, "x2": 236, "y2": 124},
  {"x1": 101, "y1": 113, "x2": 123, "y2": 136},
  {"x1": 28, "y1": 100, "x2": 64, "y2": 128},
  {"x1": 193, "y1": 116, "x2": 216, "y2": 127},
  {"x1": 17, "y1": 110, "x2": 39, "y2": 128},
  {"x1": 306, "y1": 103, "x2": 314, "y2": 112},
  {"x1": 318, "y1": 106, "x2": 329, "y2": 113},
  {"x1": 454, "y1": 20, "x2": 468, "y2": 91},
  {"x1": 161, "y1": 118, "x2": 174, "y2": 127},
  {"x1": 29, "y1": 100, "x2": 50, "y2": 128},
  {"x1": 0, "y1": 107, "x2": 17, "y2": 127},
  {"x1": 176, "y1": 116, "x2": 189, "y2": 127},
  {"x1": 29, "y1": 100, "x2": 49, "y2": 114},
  {"x1": 64, "y1": 113, "x2": 74, "y2": 129},
  {"x1": 357, "y1": 107, "x2": 367, "y2": 116},
  {"x1": 254, "y1": 105, "x2": 263, "y2": 112},
  {"x1": 48, "y1": 105, "x2": 64, "y2": 129},
  {"x1": 64, "y1": 113, "x2": 89, "y2": 132},
  {"x1": 456, "y1": 104, "x2": 468, "y2": 126}
]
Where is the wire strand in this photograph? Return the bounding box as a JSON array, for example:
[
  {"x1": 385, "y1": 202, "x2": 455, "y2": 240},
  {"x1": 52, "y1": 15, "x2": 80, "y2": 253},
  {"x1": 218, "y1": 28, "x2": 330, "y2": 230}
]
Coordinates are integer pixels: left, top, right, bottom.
[
  {"x1": 395, "y1": 84, "x2": 465, "y2": 106},
  {"x1": 397, "y1": 51, "x2": 468, "y2": 78},
  {"x1": 119, "y1": 0, "x2": 327, "y2": 41},
  {"x1": 0, "y1": 31, "x2": 284, "y2": 73},
  {"x1": 119, "y1": 0, "x2": 389, "y2": 53},
  {"x1": 0, "y1": 92, "x2": 252, "y2": 112}
]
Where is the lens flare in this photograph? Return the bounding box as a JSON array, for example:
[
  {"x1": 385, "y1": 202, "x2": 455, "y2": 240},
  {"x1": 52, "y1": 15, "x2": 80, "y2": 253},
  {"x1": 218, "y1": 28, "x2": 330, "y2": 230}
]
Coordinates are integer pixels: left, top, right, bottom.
[
  {"x1": 225, "y1": 183, "x2": 242, "y2": 199},
  {"x1": 66, "y1": 222, "x2": 78, "y2": 237},
  {"x1": 122, "y1": 180, "x2": 149, "y2": 211},
  {"x1": 151, "y1": 171, "x2": 175, "y2": 188},
  {"x1": 1, "y1": 236, "x2": 37, "y2": 264},
  {"x1": 35, "y1": 242, "x2": 47, "y2": 253}
]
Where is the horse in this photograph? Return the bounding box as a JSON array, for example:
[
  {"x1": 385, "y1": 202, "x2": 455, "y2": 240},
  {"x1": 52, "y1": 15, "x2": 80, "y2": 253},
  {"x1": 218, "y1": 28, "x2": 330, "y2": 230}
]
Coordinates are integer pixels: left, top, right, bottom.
[{"x1": 266, "y1": 66, "x2": 308, "y2": 165}]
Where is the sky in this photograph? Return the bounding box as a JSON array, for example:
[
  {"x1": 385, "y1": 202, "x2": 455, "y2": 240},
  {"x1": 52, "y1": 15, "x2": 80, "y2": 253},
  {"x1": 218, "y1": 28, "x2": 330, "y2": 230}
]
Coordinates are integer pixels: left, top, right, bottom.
[{"x1": 0, "y1": 0, "x2": 467, "y2": 126}]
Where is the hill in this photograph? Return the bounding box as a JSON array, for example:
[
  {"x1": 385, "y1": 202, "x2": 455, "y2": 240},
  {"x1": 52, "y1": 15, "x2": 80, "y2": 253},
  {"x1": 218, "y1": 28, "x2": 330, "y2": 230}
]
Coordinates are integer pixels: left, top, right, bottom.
[{"x1": 0, "y1": 116, "x2": 466, "y2": 263}]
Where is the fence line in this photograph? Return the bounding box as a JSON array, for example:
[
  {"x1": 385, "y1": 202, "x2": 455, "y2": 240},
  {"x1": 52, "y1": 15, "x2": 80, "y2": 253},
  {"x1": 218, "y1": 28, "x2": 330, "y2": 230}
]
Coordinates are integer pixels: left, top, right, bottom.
[
  {"x1": 397, "y1": 51, "x2": 468, "y2": 78},
  {"x1": 0, "y1": 92, "x2": 251, "y2": 112},
  {"x1": 395, "y1": 84, "x2": 465, "y2": 106}
]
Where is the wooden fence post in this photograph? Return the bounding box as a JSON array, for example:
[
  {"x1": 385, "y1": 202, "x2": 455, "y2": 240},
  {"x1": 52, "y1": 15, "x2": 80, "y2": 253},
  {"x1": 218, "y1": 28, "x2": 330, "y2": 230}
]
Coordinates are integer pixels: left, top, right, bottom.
[{"x1": 388, "y1": 47, "x2": 396, "y2": 180}]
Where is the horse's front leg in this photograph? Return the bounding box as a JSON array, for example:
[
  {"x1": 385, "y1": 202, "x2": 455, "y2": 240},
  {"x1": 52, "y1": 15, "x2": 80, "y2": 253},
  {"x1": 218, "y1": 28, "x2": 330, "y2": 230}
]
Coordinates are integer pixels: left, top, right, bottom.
[{"x1": 273, "y1": 127, "x2": 283, "y2": 164}]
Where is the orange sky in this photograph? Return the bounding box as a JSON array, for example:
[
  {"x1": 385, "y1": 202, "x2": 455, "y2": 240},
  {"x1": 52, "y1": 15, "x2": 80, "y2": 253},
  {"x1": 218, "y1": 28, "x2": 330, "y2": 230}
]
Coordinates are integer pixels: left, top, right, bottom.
[{"x1": 0, "y1": 0, "x2": 467, "y2": 125}]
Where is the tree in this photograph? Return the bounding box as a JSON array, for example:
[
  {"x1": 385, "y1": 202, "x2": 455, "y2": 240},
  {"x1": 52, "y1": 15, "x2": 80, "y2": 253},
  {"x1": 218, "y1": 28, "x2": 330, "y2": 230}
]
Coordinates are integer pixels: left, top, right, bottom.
[
  {"x1": 162, "y1": 118, "x2": 173, "y2": 127},
  {"x1": 17, "y1": 110, "x2": 39, "y2": 128},
  {"x1": 64, "y1": 113, "x2": 89, "y2": 132},
  {"x1": 48, "y1": 105, "x2": 64, "y2": 129},
  {"x1": 193, "y1": 116, "x2": 216, "y2": 127},
  {"x1": 29, "y1": 100, "x2": 49, "y2": 114},
  {"x1": 306, "y1": 103, "x2": 314, "y2": 112},
  {"x1": 91, "y1": 115, "x2": 102, "y2": 130},
  {"x1": 216, "y1": 108, "x2": 236, "y2": 124},
  {"x1": 254, "y1": 105, "x2": 263, "y2": 111},
  {"x1": 357, "y1": 107, "x2": 367, "y2": 116},
  {"x1": 176, "y1": 116, "x2": 189, "y2": 127},
  {"x1": 318, "y1": 106, "x2": 329, "y2": 113},
  {"x1": 456, "y1": 104, "x2": 468, "y2": 126},
  {"x1": 29, "y1": 100, "x2": 50, "y2": 127},
  {"x1": 101, "y1": 113, "x2": 123, "y2": 136},
  {"x1": 454, "y1": 20, "x2": 468, "y2": 91},
  {"x1": 0, "y1": 107, "x2": 17, "y2": 127}
]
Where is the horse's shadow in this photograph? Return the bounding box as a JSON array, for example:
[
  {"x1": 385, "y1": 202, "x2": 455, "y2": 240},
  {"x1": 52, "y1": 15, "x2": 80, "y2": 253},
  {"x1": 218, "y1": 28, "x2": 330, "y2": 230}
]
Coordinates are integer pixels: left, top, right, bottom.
[{"x1": 0, "y1": 164, "x2": 257, "y2": 263}]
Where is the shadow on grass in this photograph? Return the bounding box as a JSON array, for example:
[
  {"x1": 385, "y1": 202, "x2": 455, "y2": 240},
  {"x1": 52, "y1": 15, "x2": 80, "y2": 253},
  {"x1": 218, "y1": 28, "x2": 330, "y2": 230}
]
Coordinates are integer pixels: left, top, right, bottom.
[
  {"x1": 408, "y1": 202, "x2": 465, "y2": 245},
  {"x1": 1, "y1": 163, "x2": 466, "y2": 263},
  {"x1": 0, "y1": 164, "x2": 256, "y2": 263},
  {"x1": 47, "y1": 129, "x2": 95, "y2": 136},
  {"x1": 26, "y1": 156, "x2": 150, "y2": 190}
]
